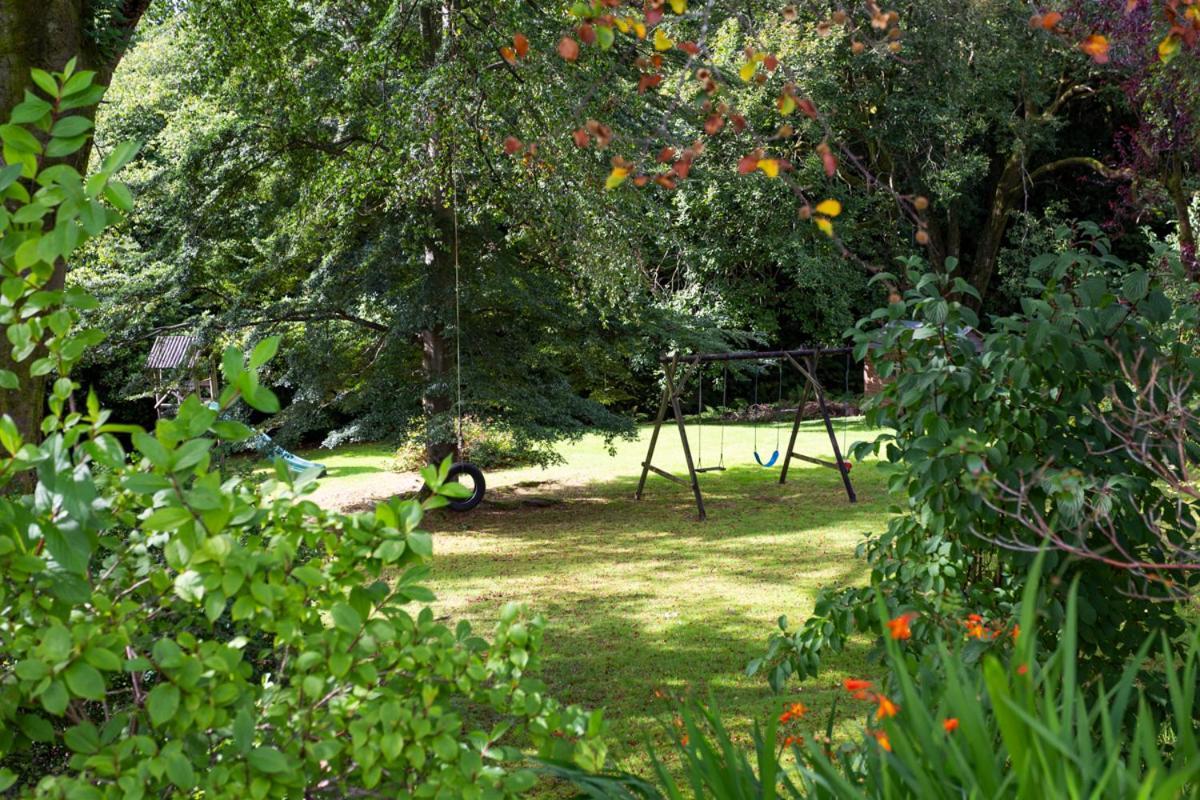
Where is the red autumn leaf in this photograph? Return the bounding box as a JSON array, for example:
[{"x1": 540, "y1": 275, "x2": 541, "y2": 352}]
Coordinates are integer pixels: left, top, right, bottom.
[
  {"x1": 797, "y1": 98, "x2": 818, "y2": 119},
  {"x1": 651, "y1": 54, "x2": 664, "y2": 69},
  {"x1": 633, "y1": 174, "x2": 650, "y2": 187},
  {"x1": 817, "y1": 142, "x2": 838, "y2": 176},
  {"x1": 638, "y1": 73, "x2": 664, "y2": 94},
  {"x1": 503, "y1": 136, "x2": 523, "y2": 154},
  {"x1": 579, "y1": 23, "x2": 596, "y2": 45},
  {"x1": 500, "y1": 46, "x2": 517, "y2": 65},
  {"x1": 654, "y1": 174, "x2": 676, "y2": 189},
  {"x1": 558, "y1": 36, "x2": 580, "y2": 61},
  {"x1": 658, "y1": 146, "x2": 676, "y2": 163},
  {"x1": 672, "y1": 160, "x2": 691, "y2": 179},
  {"x1": 678, "y1": 41, "x2": 700, "y2": 55},
  {"x1": 645, "y1": 7, "x2": 663, "y2": 26},
  {"x1": 513, "y1": 33, "x2": 530, "y2": 59},
  {"x1": 730, "y1": 114, "x2": 746, "y2": 131},
  {"x1": 1041, "y1": 11, "x2": 1063, "y2": 29},
  {"x1": 764, "y1": 53, "x2": 779, "y2": 71},
  {"x1": 704, "y1": 114, "x2": 725, "y2": 134},
  {"x1": 737, "y1": 154, "x2": 758, "y2": 174},
  {"x1": 572, "y1": 128, "x2": 590, "y2": 148}
]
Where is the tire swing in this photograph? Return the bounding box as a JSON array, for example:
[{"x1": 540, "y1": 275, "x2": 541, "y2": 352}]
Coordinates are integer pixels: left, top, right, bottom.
[{"x1": 443, "y1": 164, "x2": 486, "y2": 513}]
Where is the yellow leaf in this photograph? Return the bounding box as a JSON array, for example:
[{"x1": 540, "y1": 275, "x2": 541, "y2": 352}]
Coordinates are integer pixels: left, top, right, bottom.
[
  {"x1": 606, "y1": 167, "x2": 630, "y2": 189},
  {"x1": 815, "y1": 198, "x2": 842, "y2": 217},
  {"x1": 669, "y1": 0, "x2": 687, "y2": 13},
  {"x1": 1158, "y1": 34, "x2": 1181, "y2": 64},
  {"x1": 778, "y1": 94, "x2": 796, "y2": 115},
  {"x1": 614, "y1": 17, "x2": 630, "y2": 33},
  {"x1": 757, "y1": 159, "x2": 780, "y2": 178},
  {"x1": 654, "y1": 28, "x2": 673, "y2": 51},
  {"x1": 739, "y1": 61, "x2": 757, "y2": 81},
  {"x1": 634, "y1": 22, "x2": 647, "y2": 38},
  {"x1": 815, "y1": 217, "x2": 834, "y2": 236}
]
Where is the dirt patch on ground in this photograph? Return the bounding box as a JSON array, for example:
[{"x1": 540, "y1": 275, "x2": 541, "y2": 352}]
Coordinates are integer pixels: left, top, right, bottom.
[{"x1": 309, "y1": 471, "x2": 567, "y2": 513}]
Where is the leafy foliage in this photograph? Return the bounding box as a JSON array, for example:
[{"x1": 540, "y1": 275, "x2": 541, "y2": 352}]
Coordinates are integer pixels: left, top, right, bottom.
[
  {"x1": 553, "y1": 561, "x2": 1200, "y2": 798},
  {"x1": 753, "y1": 230, "x2": 1199, "y2": 690},
  {"x1": 1, "y1": 70, "x2": 604, "y2": 798}
]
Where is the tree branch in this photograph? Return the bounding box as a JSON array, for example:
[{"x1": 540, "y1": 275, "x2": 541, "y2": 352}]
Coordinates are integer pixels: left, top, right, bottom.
[{"x1": 1028, "y1": 156, "x2": 1134, "y2": 183}]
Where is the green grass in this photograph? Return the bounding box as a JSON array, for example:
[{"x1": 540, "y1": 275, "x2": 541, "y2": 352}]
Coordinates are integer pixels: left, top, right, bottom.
[{"x1": 300, "y1": 419, "x2": 892, "y2": 784}]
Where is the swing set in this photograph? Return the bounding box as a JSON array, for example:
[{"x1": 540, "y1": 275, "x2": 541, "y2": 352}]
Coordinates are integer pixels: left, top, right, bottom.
[{"x1": 636, "y1": 347, "x2": 857, "y2": 521}]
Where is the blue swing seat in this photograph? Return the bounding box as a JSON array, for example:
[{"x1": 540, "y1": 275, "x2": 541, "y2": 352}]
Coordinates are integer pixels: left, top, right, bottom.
[{"x1": 754, "y1": 450, "x2": 780, "y2": 467}]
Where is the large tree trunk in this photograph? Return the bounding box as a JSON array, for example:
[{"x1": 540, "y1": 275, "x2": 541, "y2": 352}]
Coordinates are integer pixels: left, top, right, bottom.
[
  {"x1": 0, "y1": 1, "x2": 150, "y2": 458},
  {"x1": 966, "y1": 151, "x2": 1024, "y2": 304}
]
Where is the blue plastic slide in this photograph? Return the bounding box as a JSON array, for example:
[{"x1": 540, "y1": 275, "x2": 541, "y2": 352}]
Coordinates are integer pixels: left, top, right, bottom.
[
  {"x1": 205, "y1": 402, "x2": 326, "y2": 476},
  {"x1": 252, "y1": 432, "x2": 327, "y2": 476}
]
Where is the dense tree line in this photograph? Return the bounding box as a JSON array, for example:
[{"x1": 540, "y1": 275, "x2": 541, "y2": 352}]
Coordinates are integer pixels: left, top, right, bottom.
[{"x1": 4, "y1": 0, "x2": 1193, "y2": 454}]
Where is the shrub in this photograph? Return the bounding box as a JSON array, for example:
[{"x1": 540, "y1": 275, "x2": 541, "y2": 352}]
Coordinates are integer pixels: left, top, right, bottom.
[
  {"x1": 393, "y1": 416, "x2": 564, "y2": 471},
  {"x1": 0, "y1": 65, "x2": 604, "y2": 798},
  {"x1": 550, "y1": 558, "x2": 1200, "y2": 798},
  {"x1": 753, "y1": 238, "x2": 1200, "y2": 691}
]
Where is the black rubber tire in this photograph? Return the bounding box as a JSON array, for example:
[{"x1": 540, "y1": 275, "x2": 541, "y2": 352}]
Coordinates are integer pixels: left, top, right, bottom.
[{"x1": 446, "y1": 462, "x2": 486, "y2": 512}]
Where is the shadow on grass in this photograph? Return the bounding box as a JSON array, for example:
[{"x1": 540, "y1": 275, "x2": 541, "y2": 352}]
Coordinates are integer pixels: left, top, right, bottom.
[
  {"x1": 427, "y1": 462, "x2": 886, "y2": 589},
  {"x1": 322, "y1": 464, "x2": 390, "y2": 478}
]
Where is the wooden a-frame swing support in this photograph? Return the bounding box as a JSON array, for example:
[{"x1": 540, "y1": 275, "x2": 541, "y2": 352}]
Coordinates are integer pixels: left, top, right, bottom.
[{"x1": 635, "y1": 348, "x2": 857, "y2": 520}]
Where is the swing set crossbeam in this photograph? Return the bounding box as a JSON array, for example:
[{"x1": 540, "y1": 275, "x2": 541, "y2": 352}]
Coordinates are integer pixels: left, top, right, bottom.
[
  {"x1": 635, "y1": 348, "x2": 856, "y2": 521},
  {"x1": 658, "y1": 347, "x2": 852, "y2": 365}
]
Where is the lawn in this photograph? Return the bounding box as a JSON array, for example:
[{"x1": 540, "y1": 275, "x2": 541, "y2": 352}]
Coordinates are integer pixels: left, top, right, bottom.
[{"x1": 300, "y1": 419, "x2": 893, "y2": 783}]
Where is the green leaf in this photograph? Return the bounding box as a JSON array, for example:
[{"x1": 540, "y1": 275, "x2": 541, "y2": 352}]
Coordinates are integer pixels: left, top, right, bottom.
[
  {"x1": 147, "y1": 683, "x2": 180, "y2": 727},
  {"x1": 14, "y1": 659, "x2": 49, "y2": 681},
  {"x1": 45, "y1": 135, "x2": 89, "y2": 159},
  {"x1": 50, "y1": 116, "x2": 93, "y2": 138},
  {"x1": 59, "y1": 84, "x2": 106, "y2": 112},
  {"x1": 249, "y1": 336, "x2": 281, "y2": 369},
  {"x1": 10, "y1": 93, "x2": 52, "y2": 125},
  {"x1": 64, "y1": 661, "x2": 106, "y2": 701},
  {"x1": 102, "y1": 181, "x2": 134, "y2": 212},
  {"x1": 63, "y1": 722, "x2": 101, "y2": 754},
  {"x1": 0, "y1": 370, "x2": 17, "y2": 389},
  {"x1": 331, "y1": 603, "x2": 363, "y2": 634},
  {"x1": 247, "y1": 746, "x2": 290, "y2": 774},
  {"x1": 0, "y1": 163, "x2": 23, "y2": 192},
  {"x1": 0, "y1": 123, "x2": 44, "y2": 154},
  {"x1": 19, "y1": 715, "x2": 55, "y2": 743},
  {"x1": 61, "y1": 71, "x2": 97, "y2": 98},
  {"x1": 30, "y1": 69, "x2": 58, "y2": 97}
]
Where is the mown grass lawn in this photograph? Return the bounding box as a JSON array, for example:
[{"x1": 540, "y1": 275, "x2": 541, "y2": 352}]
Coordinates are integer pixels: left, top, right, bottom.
[{"x1": 301, "y1": 420, "x2": 893, "y2": 786}]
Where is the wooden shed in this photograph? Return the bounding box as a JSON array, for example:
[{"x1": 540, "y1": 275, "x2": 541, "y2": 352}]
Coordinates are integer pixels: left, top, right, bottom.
[{"x1": 147, "y1": 334, "x2": 217, "y2": 418}]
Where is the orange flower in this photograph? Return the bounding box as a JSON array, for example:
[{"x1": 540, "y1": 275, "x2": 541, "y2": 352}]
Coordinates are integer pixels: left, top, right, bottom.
[
  {"x1": 875, "y1": 694, "x2": 899, "y2": 720},
  {"x1": 873, "y1": 729, "x2": 892, "y2": 752},
  {"x1": 779, "y1": 701, "x2": 808, "y2": 723},
  {"x1": 964, "y1": 614, "x2": 989, "y2": 640},
  {"x1": 1081, "y1": 34, "x2": 1110, "y2": 64},
  {"x1": 680, "y1": 733, "x2": 689, "y2": 746},
  {"x1": 942, "y1": 717, "x2": 959, "y2": 733},
  {"x1": 887, "y1": 612, "x2": 917, "y2": 640},
  {"x1": 1017, "y1": 663, "x2": 1029, "y2": 676},
  {"x1": 843, "y1": 678, "x2": 873, "y2": 700},
  {"x1": 1011, "y1": 624, "x2": 1020, "y2": 642},
  {"x1": 782, "y1": 734, "x2": 805, "y2": 747}
]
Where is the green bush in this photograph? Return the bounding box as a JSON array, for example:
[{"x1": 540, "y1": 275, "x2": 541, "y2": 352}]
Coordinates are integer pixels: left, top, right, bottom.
[
  {"x1": 551, "y1": 558, "x2": 1200, "y2": 798},
  {"x1": 393, "y1": 416, "x2": 564, "y2": 471},
  {"x1": 753, "y1": 239, "x2": 1200, "y2": 690},
  {"x1": 0, "y1": 65, "x2": 604, "y2": 798}
]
